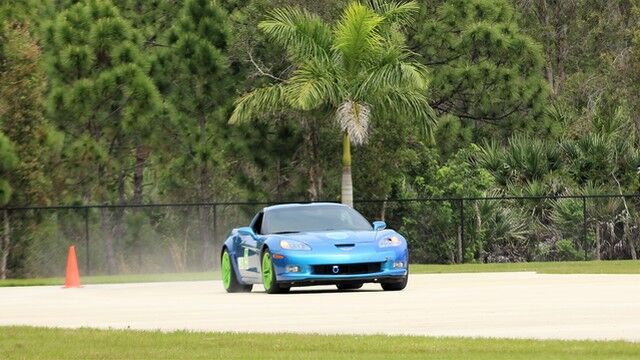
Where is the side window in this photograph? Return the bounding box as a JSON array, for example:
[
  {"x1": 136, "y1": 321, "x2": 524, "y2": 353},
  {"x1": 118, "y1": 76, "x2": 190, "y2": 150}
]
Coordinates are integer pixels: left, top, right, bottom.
[
  {"x1": 339, "y1": 209, "x2": 353, "y2": 226},
  {"x1": 250, "y1": 212, "x2": 264, "y2": 235}
]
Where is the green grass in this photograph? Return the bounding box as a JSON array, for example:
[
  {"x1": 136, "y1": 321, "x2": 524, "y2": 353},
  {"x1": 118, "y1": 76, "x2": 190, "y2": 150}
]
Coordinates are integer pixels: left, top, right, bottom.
[
  {"x1": 0, "y1": 272, "x2": 218, "y2": 287},
  {"x1": 1, "y1": 326, "x2": 638, "y2": 359},
  {"x1": 1, "y1": 260, "x2": 638, "y2": 287},
  {"x1": 411, "y1": 260, "x2": 640, "y2": 275}
]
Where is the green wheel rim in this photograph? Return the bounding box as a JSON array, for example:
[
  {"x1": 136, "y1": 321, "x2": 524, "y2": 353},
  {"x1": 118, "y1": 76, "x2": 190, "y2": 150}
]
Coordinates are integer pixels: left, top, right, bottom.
[
  {"x1": 221, "y1": 251, "x2": 232, "y2": 289},
  {"x1": 262, "y1": 251, "x2": 273, "y2": 290}
]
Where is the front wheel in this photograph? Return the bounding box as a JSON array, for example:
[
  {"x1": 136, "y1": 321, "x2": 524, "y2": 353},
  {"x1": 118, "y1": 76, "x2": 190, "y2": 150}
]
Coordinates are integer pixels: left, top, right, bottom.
[
  {"x1": 381, "y1": 266, "x2": 408, "y2": 291},
  {"x1": 261, "y1": 250, "x2": 288, "y2": 294},
  {"x1": 221, "y1": 249, "x2": 253, "y2": 293}
]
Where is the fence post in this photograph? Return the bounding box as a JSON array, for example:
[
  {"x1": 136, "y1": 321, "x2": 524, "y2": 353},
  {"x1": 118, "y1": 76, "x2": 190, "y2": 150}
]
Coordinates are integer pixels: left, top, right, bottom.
[
  {"x1": 84, "y1": 207, "x2": 90, "y2": 276},
  {"x1": 582, "y1": 196, "x2": 587, "y2": 261},
  {"x1": 459, "y1": 198, "x2": 464, "y2": 264}
]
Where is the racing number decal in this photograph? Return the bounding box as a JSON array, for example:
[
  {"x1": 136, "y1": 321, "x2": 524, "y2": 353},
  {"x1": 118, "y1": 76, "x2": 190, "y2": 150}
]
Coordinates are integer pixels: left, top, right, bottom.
[{"x1": 238, "y1": 248, "x2": 250, "y2": 269}]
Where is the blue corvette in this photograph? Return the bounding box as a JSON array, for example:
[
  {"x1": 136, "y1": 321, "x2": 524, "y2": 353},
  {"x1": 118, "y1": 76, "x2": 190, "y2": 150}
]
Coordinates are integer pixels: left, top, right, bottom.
[{"x1": 220, "y1": 202, "x2": 409, "y2": 293}]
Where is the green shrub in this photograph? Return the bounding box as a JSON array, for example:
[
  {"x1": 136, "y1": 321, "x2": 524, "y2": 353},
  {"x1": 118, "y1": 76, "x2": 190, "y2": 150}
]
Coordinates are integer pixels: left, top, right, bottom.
[{"x1": 555, "y1": 239, "x2": 582, "y2": 261}]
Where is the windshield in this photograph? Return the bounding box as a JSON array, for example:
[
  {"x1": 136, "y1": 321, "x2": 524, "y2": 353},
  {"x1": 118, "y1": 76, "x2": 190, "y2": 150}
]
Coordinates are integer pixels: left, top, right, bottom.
[{"x1": 262, "y1": 205, "x2": 373, "y2": 234}]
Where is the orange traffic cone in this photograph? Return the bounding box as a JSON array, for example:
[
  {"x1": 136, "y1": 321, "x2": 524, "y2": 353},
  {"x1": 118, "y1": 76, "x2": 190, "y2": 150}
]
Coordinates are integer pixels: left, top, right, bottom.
[{"x1": 64, "y1": 245, "x2": 81, "y2": 288}]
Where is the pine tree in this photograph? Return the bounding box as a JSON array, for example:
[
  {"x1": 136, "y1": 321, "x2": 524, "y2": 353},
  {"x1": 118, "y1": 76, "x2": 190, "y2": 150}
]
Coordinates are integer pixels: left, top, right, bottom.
[
  {"x1": 0, "y1": 22, "x2": 60, "y2": 206},
  {"x1": 111, "y1": 0, "x2": 181, "y2": 47},
  {"x1": 0, "y1": 20, "x2": 43, "y2": 279},
  {"x1": 43, "y1": 0, "x2": 161, "y2": 273},
  {"x1": 154, "y1": 0, "x2": 237, "y2": 267},
  {"x1": 0, "y1": 128, "x2": 16, "y2": 279},
  {"x1": 410, "y1": 0, "x2": 548, "y2": 136}
]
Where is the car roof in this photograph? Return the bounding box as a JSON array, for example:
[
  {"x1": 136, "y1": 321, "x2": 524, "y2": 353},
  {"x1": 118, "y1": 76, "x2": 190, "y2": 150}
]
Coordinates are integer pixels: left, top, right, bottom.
[{"x1": 263, "y1": 202, "x2": 346, "y2": 212}]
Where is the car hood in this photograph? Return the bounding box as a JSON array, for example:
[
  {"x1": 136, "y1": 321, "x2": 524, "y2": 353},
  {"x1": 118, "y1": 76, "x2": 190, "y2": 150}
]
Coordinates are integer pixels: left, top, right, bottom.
[{"x1": 272, "y1": 230, "x2": 395, "y2": 245}]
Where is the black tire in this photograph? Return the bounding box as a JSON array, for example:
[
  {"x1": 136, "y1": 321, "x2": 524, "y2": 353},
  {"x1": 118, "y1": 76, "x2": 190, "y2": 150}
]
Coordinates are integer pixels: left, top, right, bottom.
[
  {"x1": 336, "y1": 283, "x2": 363, "y2": 290},
  {"x1": 261, "y1": 249, "x2": 288, "y2": 294},
  {"x1": 221, "y1": 248, "x2": 253, "y2": 293},
  {"x1": 381, "y1": 278, "x2": 407, "y2": 291},
  {"x1": 238, "y1": 284, "x2": 253, "y2": 292},
  {"x1": 381, "y1": 265, "x2": 409, "y2": 291}
]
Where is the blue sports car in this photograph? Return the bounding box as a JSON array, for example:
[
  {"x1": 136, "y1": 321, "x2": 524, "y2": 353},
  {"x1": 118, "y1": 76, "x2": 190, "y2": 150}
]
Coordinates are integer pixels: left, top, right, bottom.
[{"x1": 220, "y1": 202, "x2": 409, "y2": 293}]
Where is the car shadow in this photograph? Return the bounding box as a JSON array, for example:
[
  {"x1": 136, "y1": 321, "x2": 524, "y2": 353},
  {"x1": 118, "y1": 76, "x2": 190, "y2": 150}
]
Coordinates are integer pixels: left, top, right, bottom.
[{"x1": 267, "y1": 288, "x2": 383, "y2": 295}]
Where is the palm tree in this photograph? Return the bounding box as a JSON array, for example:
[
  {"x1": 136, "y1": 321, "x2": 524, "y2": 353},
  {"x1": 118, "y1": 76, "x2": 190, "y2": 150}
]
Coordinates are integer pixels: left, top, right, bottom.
[{"x1": 229, "y1": 1, "x2": 434, "y2": 206}]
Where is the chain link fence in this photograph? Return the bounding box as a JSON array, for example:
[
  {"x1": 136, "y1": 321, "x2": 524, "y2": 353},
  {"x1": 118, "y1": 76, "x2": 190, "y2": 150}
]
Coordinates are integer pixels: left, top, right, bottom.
[{"x1": 2, "y1": 195, "x2": 639, "y2": 278}]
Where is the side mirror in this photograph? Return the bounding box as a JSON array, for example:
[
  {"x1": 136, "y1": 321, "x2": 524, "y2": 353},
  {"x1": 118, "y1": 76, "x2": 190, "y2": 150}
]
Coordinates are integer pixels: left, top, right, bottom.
[
  {"x1": 238, "y1": 226, "x2": 256, "y2": 238},
  {"x1": 372, "y1": 221, "x2": 386, "y2": 231}
]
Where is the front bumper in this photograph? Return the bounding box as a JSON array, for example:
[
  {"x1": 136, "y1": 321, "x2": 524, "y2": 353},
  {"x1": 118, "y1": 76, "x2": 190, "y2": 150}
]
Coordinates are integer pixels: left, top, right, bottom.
[
  {"x1": 272, "y1": 248, "x2": 408, "y2": 286},
  {"x1": 276, "y1": 274, "x2": 407, "y2": 287}
]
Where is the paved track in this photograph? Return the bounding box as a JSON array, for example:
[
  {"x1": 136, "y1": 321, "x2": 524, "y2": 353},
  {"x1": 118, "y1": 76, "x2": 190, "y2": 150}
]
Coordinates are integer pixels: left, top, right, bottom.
[{"x1": 2, "y1": 272, "x2": 640, "y2": 341}]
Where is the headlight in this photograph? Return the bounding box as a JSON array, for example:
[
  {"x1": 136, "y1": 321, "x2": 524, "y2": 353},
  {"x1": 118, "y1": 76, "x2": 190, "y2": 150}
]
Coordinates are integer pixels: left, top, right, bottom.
[
  {"x1": 280, "y1": 239, "x2": 311, "y2": 251},
  {"x1": 378, "y1": 236, "x2": 402, "y2": 248}
]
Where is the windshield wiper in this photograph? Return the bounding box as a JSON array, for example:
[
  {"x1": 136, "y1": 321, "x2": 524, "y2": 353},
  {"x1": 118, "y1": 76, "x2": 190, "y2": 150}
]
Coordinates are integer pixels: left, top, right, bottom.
[{"x1": 271, "y1": 231, "x2": 301, "y2": 235}]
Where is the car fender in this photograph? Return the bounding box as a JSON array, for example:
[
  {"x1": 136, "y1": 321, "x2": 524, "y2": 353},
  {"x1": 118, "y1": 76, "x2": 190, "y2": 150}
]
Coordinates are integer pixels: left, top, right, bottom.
[{"x1": 222, "y1": 233, "x2": 252, "y2": 285}]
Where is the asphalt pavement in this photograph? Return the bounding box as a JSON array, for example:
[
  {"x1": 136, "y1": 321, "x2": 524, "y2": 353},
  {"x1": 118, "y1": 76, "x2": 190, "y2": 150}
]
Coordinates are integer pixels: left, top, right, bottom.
[{"x1": 2, "y1": 272, "x2": 639, "y2": 341}]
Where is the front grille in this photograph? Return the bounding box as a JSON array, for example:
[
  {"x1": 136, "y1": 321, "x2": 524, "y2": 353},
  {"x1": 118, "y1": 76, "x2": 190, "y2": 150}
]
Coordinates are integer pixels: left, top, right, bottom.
[{"x1": 312, "y1": 262, "x2": 382, "y2": 275}]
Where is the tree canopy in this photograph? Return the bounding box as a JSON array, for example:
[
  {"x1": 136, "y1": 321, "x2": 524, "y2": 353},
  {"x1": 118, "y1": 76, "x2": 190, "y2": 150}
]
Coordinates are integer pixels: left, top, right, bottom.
[{"x1": 2, "y1": 0, "x2": 640, "y2": 268}]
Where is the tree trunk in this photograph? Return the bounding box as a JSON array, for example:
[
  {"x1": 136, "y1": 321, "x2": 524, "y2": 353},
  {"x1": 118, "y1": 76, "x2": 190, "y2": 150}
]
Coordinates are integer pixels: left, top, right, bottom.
[
  {"x1": 101, "y1": 208, "x2": 117, "y2": 274},
  {"x1": 457, "y1": 225, "x2": 462, "y2": 264},
  {"x1": 132, "y1": 144, "x2": 149, "y2": 271},
  {"x1": 595, "y1": 224, "x2": 602, "y2": 261},
  {"x1": 132, "y1": 144, "x2": 149, "y2": 205},
  {"x1": 540, "y1": 0, "x2": 555, "y2": 96},
  {"x1": 609, "y1": 222, "x2": 616, "y2": 259},
  {"x1": 308, "y1": 165, "x2": 323, "y2": 201},
  {"x1": 555, "y1": 23, "x2": 568, "y2": 94},
  {"x1": 306, "y1": 117, "x2": 323, "y2": 201},
  {"x1": 0, "y1": 210, "x2": 10, "y2": 280},
  {"x1": 341, "y1": 132, "x2": 353, "y2": 207},
  {"x1": 624, "y1": 221, "x2": 637, "y2": 260},
  {"x1": 198, "y1": 114, "x2": 213, "y2": 270},
  {"x1": 474, "y1": 201, "x2": 482, "y2": 262},
  {"x1": 113, "y1": 171, "x2": 126, "y2": 269},
  {"x1": 200, "y1": 205, "x2": 212, "y2": 270}
]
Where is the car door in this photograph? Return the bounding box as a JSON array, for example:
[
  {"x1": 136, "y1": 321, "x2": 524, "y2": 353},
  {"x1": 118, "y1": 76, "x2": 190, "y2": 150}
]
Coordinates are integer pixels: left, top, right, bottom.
[{"x1": 238, "y1": 212, "x2": 264, "y2": 280}]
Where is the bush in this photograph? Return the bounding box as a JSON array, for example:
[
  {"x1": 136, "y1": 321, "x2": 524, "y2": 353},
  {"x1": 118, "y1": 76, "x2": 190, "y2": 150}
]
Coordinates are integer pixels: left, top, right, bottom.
[{"x1": 555, "y1": 239, "x2": 582, "y2": 261}]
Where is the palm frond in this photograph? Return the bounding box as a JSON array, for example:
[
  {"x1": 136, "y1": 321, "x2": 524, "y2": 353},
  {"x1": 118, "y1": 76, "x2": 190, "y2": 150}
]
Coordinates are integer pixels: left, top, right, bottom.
[
  {"x1": 477, "y1": 139, "x2": 506, "y2": 174},
  {"x1": 285, "y1": 58, "x2": 343, "y2": 110},
  {"x1": 259, "y1": 7, "x2": 333, "y2": 61},
  {"x1": 357, "y1": 55, "x2": 429, "y2": 98},
  {"x1": 228, "y1": 85, "x2": 287, "y2": 124},
  {"x1": 333, "y1": 3, "x2": 384, "y2": 69},
  {"x1": 336, "y1": 100, "x2": 370, "y2": 145},
  {"x1": 366, "y1": 0, "x2": 420, "y2": 26}
]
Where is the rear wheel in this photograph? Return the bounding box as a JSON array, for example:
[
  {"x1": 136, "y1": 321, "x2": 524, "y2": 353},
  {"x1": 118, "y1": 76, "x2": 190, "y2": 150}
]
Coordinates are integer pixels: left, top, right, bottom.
[
  {"x1": 261, "y1": 250, "x2": 288, "y2": 294},
  {"x1": 221, "y1": 249, "x2": 253, "y2": 293},
  {"x1": 336, "y1": 283, "x2": 363, "y2": 290}
]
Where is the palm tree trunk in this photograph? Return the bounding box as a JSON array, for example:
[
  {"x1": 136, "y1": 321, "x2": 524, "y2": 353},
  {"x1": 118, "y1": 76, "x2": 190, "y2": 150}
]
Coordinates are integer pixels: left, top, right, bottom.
[{"x1": 341, "y1": 132, "x2": 353, "y2": 207}]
